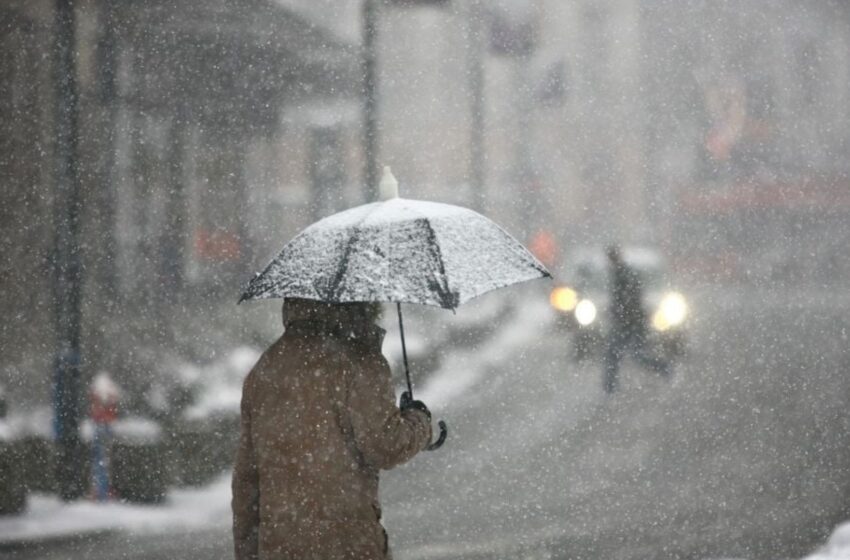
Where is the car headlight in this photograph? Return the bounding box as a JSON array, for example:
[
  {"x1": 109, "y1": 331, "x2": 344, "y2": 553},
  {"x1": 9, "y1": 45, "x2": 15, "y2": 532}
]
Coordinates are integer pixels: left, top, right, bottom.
[
  {"x1": 550, "y1": 286, "x2": 578, "y2": 312},
  {"x1": 574, "y1": 299, "x2": 597, "y2": 326},
  {"x1": 652, "y1": 292, "x2": 687, "y2": 331}
]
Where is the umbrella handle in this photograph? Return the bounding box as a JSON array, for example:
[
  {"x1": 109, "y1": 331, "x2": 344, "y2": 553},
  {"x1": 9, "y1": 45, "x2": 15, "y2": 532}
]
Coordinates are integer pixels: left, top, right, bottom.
[
  {"x1": 426, "y1": 420, "x2": 448, "y2": 451},
  {"x1": 397, "y1": 303, "x2": 447, "y2": 451}
]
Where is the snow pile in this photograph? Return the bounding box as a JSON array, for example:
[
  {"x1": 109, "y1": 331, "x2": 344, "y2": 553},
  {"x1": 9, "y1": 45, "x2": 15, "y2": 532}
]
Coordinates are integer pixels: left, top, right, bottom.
[
  {"x1": 0, "y1": 407, "x2": 52, "y2": 442},
  {"x1": 0, "y1": 418, "x2": 24, "y2": 443},
  {"x1": 91, "y1": 372, "x2": 120, "y2": 402},
  {"x1": 804, "y1": 523, "x2": 850, "y2": 560},
  {"x1": 0, "y1": 475, "x2": 231, "y2": 545},
  {"x1": 181, "y1": 346, "x2": 261, "y2": 421},
  {"x1": 80, "y1": 416, "x2": 162, "y2": 445},
  {"x1": 416, "y1": 292, "x2": 553, "y2": 408},
  {"x1": 111, "y1": 417, "x2": 162, "y2": 445}
]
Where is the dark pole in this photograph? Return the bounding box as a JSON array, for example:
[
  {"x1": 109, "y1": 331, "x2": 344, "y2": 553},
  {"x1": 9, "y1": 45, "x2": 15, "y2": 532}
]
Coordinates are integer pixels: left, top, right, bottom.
[
  {"x1": 96, "y1": 0, "x2": 118, "y2": 300},
  {"x1": 468, "y1": 0, "x2": 486, "y2": 213},
  {"x1": 515, "y1": 57, "x2": 534, "y2": 238},
  {"x1": 53, "y1": 0, "x2": 85, "y2": 501},
  {"x1": 162, "y1": 105, "x2": 188, "y2": 305},
  {"x1": 362, "y1": 0, "x2": 379, "y2": 202}
]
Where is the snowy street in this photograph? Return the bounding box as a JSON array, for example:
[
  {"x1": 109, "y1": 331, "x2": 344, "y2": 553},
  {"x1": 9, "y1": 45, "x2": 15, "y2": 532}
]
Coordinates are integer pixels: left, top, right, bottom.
[
  {"x1": 388, "y1": 285, "x2": 850, "y2": 559},
  {"x1": 6, "y1": 286, "x2": 850, "y2": 559},
  {"x1": 5, "y1": 1, "x2": 850, "y2": 559}
]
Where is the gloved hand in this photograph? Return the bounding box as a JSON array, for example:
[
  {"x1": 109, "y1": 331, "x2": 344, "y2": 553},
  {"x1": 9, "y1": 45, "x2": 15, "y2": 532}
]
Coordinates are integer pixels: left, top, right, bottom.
[{"x1": 399, "y1": 391, "x2": 431, "y2": 420}]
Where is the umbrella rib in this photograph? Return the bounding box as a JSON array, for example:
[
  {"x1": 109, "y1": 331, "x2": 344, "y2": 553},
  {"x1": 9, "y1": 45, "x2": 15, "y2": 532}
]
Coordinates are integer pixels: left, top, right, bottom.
[
  {"x1": 326, "y1": 203, "x2": 385, "y2": 301},
  {"x1": 327, "y1": 230, "x2": 360, "y2": 301},
  {"x1": 418, "y1": 217, "x2": 458, "y2": 309},
  {"x1": 399, "y1": 202, "x2": 461, "y2": 308}
]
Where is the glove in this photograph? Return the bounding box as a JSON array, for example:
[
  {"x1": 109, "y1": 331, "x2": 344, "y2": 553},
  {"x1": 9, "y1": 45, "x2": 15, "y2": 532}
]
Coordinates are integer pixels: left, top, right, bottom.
[{"x1": 399, "y1": 391, "x2": 431, "y2": 420}]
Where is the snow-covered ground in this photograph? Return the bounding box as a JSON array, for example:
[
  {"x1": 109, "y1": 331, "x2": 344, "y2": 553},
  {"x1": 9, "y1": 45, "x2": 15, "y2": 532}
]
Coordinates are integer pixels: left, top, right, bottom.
[
  {"x1": 0, "y1": 476, "x2": 231, "y2": 546},
  {"x1": 2, "y1": 473, "x2": 848, "y2": 559}
]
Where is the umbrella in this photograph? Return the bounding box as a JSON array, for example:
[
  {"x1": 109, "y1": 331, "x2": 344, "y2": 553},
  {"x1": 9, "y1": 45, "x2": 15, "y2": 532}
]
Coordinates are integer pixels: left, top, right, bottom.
[{"x1": 239, "y1": 168, "x2": 551, "y2": 449}]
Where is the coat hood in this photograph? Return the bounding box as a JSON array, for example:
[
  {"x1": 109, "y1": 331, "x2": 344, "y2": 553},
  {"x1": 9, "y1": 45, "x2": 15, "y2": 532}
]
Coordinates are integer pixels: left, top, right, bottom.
[{"x1": 283, "y1": 298, "x2": 384, "y2": 344}]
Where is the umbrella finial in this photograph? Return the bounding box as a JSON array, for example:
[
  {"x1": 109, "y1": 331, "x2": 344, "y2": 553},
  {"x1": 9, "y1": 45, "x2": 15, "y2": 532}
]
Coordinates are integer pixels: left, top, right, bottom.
[{"x1": 379, "y1": 166, "x2": 399, "y2": 201}]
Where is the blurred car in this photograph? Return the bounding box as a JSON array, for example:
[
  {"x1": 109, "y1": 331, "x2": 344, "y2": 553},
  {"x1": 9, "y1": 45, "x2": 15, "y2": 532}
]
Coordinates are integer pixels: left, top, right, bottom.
[{"x1": 549, "y1": 247, "x2": 689, "y2": 363}]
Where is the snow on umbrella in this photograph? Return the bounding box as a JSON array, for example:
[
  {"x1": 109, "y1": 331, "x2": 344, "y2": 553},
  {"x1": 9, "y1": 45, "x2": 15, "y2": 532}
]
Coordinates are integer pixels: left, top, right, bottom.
[{"x1": 239, "y1": 168, "x2": 551, "y2": 449}]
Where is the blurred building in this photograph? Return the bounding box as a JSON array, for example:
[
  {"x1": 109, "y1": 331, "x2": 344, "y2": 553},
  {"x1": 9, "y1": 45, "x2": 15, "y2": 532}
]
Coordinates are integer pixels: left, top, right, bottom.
[
  {"x1": 278, "y1": 0, "x2": 479, "y2": 206},
  {"x1": 640, "y1": 0, "x2": 850, "y2": 283},
  {"x1": 270, "y1": 0, "x2": 643, "y2": 244},
  {"x1": 0, "y1": 0, "x2": 361, "y2": 401},
  {"x1": 275, "y1": 0, "x2": 652, "y2": 249},
  {"x1": 344, "y1": 0, "x2": 850, "y2": 281}
]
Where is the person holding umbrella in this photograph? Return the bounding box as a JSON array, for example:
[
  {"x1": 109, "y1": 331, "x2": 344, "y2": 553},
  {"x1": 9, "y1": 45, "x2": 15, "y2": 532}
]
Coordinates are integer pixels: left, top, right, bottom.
[
  {"x1": 232, "y1": 298, "x2": 433, "y2": 560},
  {"x1": 235, "y1": 168, "x2": 549, "y2": 558}
]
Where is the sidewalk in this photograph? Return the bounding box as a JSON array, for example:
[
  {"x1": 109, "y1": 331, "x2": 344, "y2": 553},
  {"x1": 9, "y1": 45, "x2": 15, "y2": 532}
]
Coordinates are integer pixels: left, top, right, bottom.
[{"x1": 0, "y1": 474, "x2": 231, "y2": 549}]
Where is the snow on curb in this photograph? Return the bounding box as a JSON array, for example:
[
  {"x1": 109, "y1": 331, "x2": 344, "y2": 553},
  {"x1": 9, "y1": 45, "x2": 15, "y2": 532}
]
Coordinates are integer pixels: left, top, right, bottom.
[
  {"x1": 803, "y1": 522, "x2": 850, "y2": 560},
  {"x1": 0, "y1": 475, "x2": 232, "y2": 547},
  {"x1": 416, "y1": 294, "x2": 553, "y2": 408},
  {"x1": 182, "y1": 346, "x2": 261, "y2": 421}
]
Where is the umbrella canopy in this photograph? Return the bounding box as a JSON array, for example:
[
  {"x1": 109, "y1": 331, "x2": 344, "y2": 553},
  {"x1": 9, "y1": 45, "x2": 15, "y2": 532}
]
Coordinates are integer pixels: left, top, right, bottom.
[
  {"x1": 239, "y1": 197, "x2": 550, "y2": 308},
  {"x1": 240, "y1": 170, "x2": 551, "y2": 451}
]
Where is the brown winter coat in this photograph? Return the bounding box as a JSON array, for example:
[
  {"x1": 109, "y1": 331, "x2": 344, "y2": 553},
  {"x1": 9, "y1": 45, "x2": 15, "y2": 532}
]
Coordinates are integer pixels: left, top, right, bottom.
[{"x1": 232, "y1": 300, "x2": 432, "y2": 560}]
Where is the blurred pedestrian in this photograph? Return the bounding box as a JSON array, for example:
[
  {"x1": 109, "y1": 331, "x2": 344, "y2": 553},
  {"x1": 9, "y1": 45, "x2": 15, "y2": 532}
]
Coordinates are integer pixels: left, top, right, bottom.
[
  {"x1": 604, "y1": 245, "x2": 670, "y2": 393},
  {"x1": 89, "y1": 371, "x2": 120, "y2": 501},
  {"x1": 232, "y1": 298, "x2": 432, "y2": 560}
]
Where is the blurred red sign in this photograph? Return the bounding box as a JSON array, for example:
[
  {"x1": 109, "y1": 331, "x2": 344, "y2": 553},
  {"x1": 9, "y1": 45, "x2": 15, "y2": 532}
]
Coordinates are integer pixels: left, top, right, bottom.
[
  {"x1": 528, "y1": 230, "x2": 558, "y2": 269},
  {"x1": 193, "y1": 229, "x2": 241, "y2": 261}
]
